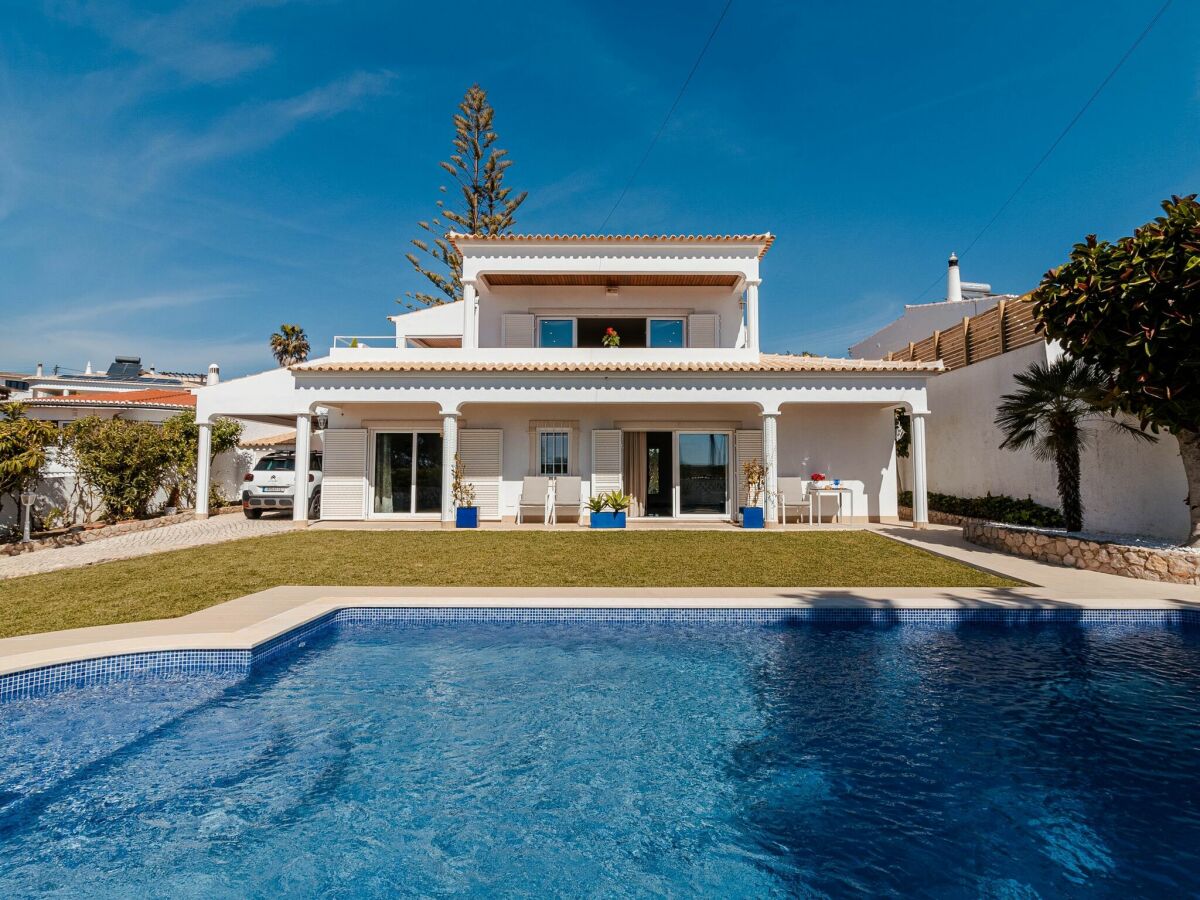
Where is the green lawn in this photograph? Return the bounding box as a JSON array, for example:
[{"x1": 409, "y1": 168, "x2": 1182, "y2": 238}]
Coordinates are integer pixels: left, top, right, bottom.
[{"x1": 0, "y1": 531, "x2": 1018, "y2": 640}]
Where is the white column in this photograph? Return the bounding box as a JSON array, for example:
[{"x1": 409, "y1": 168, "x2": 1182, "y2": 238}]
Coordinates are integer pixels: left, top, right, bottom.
[
  {"x1": 195, "y1": 421, "x2": 212, "y2": 518},
  {"x1": 762, "y1": 411, "x2": 779, "y2": 524},
  {"x1": 910, "y1": 412, "x2": 929, "y2": 528},
  {"x1": 440, "y1": 411, "x2": 459, "y2": 524},
  {"x1": 462, "y1": 281, "x2": 478, "y2": 349},
  {"x1": 292, "y1": 413, "x2": 312, "y2": 523},
  {"x1": 745, "y1": 279, "x2": 761, "y2": 352}
]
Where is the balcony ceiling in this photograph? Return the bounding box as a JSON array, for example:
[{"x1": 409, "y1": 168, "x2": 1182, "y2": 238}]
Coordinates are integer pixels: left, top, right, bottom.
[{"x1": 482, "y1": 273, "x2": 740, "y2": 288}]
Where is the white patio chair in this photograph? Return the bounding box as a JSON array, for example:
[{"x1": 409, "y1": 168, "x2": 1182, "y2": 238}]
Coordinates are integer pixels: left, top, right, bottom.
[
  {"x1": 777, "y1": 477, "x2": 812, "y2": 525},
  {"x1": 550, "y1": 476, "x2": 582, "y2": 525},
  {"x1": 516, "y1": 476, "x2": 551, "y2": 524}
]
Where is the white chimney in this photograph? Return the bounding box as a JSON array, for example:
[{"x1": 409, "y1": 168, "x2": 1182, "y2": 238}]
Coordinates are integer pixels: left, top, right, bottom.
[
  {"x1": 206, "y1": 363, "x2": 220, "y2": 386},
  {"x1": 35, "y1": 362, "x2": 43, "y2": 377},
  {"x1": 947, "y1": 252, "x2": 963, "y2": 303},
  {"x1": 85, "y1": 361, "x2": 93, "y2": 375}
]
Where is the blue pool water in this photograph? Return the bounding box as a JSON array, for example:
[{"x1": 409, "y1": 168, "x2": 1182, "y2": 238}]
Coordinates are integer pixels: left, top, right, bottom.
[{"x1": 2, "y1": 618, "x2": 1199, "y2": 897}]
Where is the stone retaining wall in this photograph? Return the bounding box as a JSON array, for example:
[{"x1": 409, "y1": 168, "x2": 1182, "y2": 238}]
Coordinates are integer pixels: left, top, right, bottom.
[
  {"x1": 964, "y1": 522, "x2": 1200, "y2": 585},
  {"x1": 1, "y1": 506, "x2": 242, "y2": 556},
  {"x1": 897, "y1": 505, "x2": 982, "y2": 529}
]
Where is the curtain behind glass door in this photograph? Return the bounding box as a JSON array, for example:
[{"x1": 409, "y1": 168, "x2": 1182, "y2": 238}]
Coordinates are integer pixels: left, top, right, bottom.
[
  {"x1": 415, "y1": 433, "x2": 443, "y2": 513},
  {"x1": 373, "y1": 433, "x2": 413, "y2": 514}
]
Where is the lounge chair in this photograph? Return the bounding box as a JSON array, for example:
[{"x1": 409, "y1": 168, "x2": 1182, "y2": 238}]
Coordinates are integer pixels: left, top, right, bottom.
[
  {"x1": 777, "y1": 477, "x2": 812, "y2": 524},
  {"x1": 516, "y1": 476, "x2": 551, "y2": 524},
  {"x1": 550, "y1": 476, "x2": 582, "y2": 524}
]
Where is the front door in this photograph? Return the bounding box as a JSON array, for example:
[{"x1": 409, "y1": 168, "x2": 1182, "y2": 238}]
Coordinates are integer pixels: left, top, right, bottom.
[
  {"x1": 644, "y1": 431, "x2": 673, "y2": 516},
  {"x1": 372, "y1": 431, "x2": 443, "y2": 516}
]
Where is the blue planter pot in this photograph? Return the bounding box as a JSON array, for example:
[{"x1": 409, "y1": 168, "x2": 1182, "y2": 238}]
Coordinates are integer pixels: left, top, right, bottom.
[
  {"x1": 455, "y1": 507, "x2": 479, "y2": 528},
  {"x1": 590, "y1": 511, "x2": 626, "y2": 529},
  {"x1": 740, "y1": 506, "x2": 765, "y2": 529}
]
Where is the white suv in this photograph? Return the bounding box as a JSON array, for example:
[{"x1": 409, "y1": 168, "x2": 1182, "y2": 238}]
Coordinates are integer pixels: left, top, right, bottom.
[{"x1": 242, "y1": 451, "x2": 323, "y2": 519}]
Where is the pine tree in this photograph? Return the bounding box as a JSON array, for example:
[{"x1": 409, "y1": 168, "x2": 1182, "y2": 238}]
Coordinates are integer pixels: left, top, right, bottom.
[{"x1": 404, "y1": 85, "x2": 527, "y2": 308}]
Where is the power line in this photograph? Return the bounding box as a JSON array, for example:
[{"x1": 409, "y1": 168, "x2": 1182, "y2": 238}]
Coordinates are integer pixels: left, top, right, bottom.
[
  {"x1": 910, "y1": 0, "x2": 1173, "y2": 302},
  {"x1": 599, "y1": 0, "x2": 733, "y2": 230}
]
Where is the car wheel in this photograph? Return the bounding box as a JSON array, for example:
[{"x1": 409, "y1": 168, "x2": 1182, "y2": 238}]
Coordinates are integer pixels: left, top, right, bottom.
[
  {"x1": 244, "y1": 508, "x2": 263, "y2": 520},
  {"x1": 308, "y1": 490, "x2": 321, "y2": 519}
]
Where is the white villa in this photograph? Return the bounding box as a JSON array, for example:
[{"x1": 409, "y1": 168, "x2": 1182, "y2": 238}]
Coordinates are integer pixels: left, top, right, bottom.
[{"x1": 194, "y1": 233, "x2": 940, "y2": 527}]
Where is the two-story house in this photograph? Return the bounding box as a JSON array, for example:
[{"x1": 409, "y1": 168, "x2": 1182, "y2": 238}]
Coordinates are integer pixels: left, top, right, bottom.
[{"x1": 194, "y1": 233, "x2": 940, "y2": 526}]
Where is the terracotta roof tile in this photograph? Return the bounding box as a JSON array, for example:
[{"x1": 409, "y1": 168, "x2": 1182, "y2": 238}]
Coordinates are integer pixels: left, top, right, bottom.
[
  {"x1": 295, "y1": 354, "x2": 941, "y2": 375},
  {"x1": 447, "y1": 232, "x2": 776, "y2": 259},
  {"x1": 240, "y1": 430, "x2": 297, "y2": 449},
  {"x1": 28, "y1": 389, "x2": 196, "y2": 409}
]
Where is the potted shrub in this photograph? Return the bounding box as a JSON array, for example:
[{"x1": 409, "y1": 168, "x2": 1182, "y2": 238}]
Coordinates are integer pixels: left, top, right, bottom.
[
  {"x1": 588, "y1": 490, "x2": 629, "y2": 529},
  {"x1": 451, "y1": 454, "x2": 478, "y2": 528},
  {"x1": 602, "y1": 327, "x2": 620, "y2": 348},
  {"x1": 740, "y1": 457, "x2": 766, "y2": 528}
]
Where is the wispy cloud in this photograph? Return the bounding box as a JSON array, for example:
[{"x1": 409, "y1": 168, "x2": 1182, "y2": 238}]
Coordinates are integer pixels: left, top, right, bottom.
[
  {"x1": 19, "y1": 285, "x2": 241, "y2": 329},
  {"x1": 45, "y1": 0, "x2": 278, "y2": 84},
  {"x1": 134, "y1": 69, "x2": 398, "y2": 183}
]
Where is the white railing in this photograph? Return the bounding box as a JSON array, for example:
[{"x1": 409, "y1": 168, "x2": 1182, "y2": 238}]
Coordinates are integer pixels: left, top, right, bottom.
[{"x1": 332, "y1": 335, "x2": 400, "y2": 348}]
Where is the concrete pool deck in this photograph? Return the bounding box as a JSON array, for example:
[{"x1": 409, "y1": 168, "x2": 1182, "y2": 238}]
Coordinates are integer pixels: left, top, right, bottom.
[{"x1": 2, "y1": 525, "x2": 1199, "y2": 679}]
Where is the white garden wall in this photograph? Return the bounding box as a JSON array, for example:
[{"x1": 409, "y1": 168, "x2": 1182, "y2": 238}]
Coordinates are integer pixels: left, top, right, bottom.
[{"x1": 900, "y1": 340, "x2": 1188, "y2": 541}]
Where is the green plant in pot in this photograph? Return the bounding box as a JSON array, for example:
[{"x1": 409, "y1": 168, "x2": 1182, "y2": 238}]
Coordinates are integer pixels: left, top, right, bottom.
[{"x1": 589, "y1": 490, "x2": 629, "y2": 529}]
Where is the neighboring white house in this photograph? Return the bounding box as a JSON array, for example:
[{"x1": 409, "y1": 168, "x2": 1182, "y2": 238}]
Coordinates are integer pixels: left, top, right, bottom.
[
  {"x1": 5, "y1": 360, "x2": 281, "y2": 526},
  {"x1": 849, "y1": 254, "x2": 1019, "y2": 360},
  {"x1": 195, "y1": 233, "x2": 940, "y2": 526},
  {"x1": 852, "y1": 260, "x2": 1189, "y2": 542}
]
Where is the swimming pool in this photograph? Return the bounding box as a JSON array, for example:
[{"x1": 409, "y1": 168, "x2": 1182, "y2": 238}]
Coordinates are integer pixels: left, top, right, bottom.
[{"x1": 2, "y1": 610, "x2": 1199, "y2": 897}]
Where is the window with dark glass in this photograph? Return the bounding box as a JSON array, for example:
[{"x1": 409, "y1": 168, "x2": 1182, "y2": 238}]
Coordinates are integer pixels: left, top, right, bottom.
[{"x1": 539, "y1": 431, "x2": 569, "y2": 475}]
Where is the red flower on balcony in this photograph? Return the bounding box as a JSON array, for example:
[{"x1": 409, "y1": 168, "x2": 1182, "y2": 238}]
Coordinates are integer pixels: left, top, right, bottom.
[{"x1": 602, "y1": 327, "x2": 621, "y2": 348}]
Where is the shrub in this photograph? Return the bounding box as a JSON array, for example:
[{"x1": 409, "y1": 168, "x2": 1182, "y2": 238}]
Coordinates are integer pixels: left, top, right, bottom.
[
  {"x1": 66, "y1": 417, "x2": 174, "y2": 521},
  {"x1": 898, "y1": 490, "x2": 1065, "y2": 529}
]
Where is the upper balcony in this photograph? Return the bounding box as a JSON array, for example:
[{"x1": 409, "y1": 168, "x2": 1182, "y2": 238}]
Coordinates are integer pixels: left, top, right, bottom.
[{"x1": 333, "y1": 233, "x2": 773, "y2": 363}]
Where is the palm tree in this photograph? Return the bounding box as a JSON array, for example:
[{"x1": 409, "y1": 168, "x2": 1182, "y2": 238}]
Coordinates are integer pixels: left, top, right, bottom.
[
  {"x1": 995, "y1": 356, "x2": 1153, "y2": 532},
  {"x1": 270, "y1": 324, "x2": 310, "y2": 367}
]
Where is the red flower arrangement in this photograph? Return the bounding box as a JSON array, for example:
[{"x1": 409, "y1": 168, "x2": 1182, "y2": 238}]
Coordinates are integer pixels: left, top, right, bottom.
[
  {"x1": 602, "y1": 326, "x2": 620, "y2": 348},
  {"x1": 809, "y1": 472, "x2": 827, "y2": 482}
]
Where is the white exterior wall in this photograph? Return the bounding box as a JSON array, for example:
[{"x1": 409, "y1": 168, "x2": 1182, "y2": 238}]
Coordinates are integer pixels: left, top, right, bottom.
[
  {"x1": 777, "y1": 405, "x2": 899, "y2": 521},
  {"x1": 389, "y1": 302, "x2": 464, "y2": 344},
  {"x1": 477, "y1": 285, "x2": 742, "y2": 349},
  {"x1": 321, "y1": 400, "x2": 897, "y2": 522},
  {"x1": 902, "y1": 340, "x2": 1188, "y2": 541},
  {"x1": 849, "y1": 295, "x2": 1010, "y2": 359}
]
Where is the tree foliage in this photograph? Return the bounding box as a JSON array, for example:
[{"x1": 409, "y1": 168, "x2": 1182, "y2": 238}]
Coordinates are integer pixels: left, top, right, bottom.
[
  {"x1": 160, "y1": 411, "x2": 242, "y2": 508},
  {"x1": 270, "y1": 324, "x2": 310, "y2": 367},
  {"x1": 995, "y1": 356, "x2": 1151, "y2": 533},
  {"x1": 0, "y1": 402, "x2": 59, "y2": 517},
  {"x1": 1031, "y1": 194, "x2": 1200, "y2": 542},
  {"x1": 404, "y1": 84, "x2": 527, "y2": 308},
  {"x1": 66, "y1": 417, "x2": 176, "y2": 521}
]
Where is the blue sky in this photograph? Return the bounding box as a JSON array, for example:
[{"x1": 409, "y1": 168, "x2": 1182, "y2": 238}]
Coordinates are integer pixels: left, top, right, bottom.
[{"x1": 1, "y1": 0, "x2": 1196, "y2": 376}]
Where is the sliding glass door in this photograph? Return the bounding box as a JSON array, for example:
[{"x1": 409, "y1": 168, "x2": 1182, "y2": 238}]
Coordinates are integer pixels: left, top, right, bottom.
[
  {"x1": 677, "y1": 432, "x2": 729, "y2": 516},
  {"x1": 372, "y1": 431, "x2": 442, "y2": 516}
]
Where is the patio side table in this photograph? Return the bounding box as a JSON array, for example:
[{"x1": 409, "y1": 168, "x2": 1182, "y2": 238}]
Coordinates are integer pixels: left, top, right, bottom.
[{"x1": 810, "y1": 488, "x2": 851, "y2": 524}]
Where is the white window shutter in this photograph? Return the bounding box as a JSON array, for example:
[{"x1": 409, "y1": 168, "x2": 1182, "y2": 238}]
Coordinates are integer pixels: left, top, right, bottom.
[
  {"x1": 319, "y1": 429, "x2": 367, "y2": 520},
  {"x1": 735, "y1": 429, "x2": 763, "y2": 509},
  {"x1": 688, "y1": 314, "x2": 719, "y2": 348},
  {"x1": 502, "y1": 313, "x2": 535, "y2": 348},
  {"x1": 590, "y1": 429, "x2": 622, "y2": 496},
  {"x1": 458, "y1": 429, "x2": 503, "y2": 520}
]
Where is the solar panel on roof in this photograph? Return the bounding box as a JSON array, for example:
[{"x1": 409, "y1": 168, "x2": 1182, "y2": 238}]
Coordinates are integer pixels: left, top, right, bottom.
[{"x1": 106, "y1": 356, "x2": 142, "y2": 379}]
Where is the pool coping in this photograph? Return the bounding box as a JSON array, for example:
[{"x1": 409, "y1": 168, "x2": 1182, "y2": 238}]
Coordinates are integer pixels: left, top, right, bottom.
[{"x1": 4, "y1": 586, "x2": 1200, "y2": 683}]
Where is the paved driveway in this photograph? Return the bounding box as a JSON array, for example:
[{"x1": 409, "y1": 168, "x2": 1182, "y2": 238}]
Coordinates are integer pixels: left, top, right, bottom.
[{"x1": 0, "y1": 514, "x2": 293, "y2": 580}]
